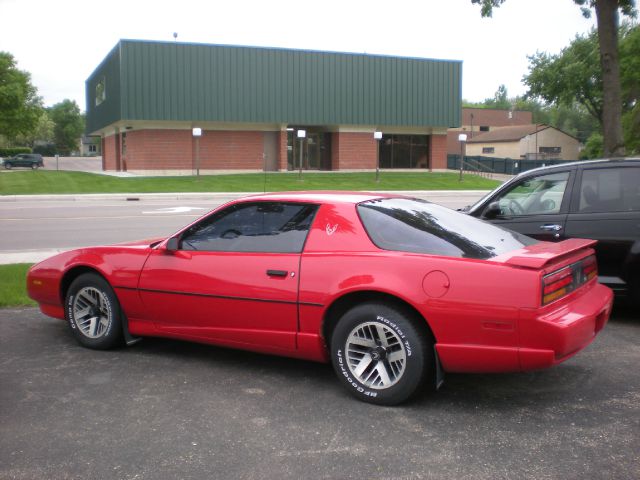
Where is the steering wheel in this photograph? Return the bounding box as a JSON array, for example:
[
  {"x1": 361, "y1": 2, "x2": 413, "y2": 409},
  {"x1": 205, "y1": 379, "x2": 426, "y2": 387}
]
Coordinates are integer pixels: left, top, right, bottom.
[
  {"x1": 221, "y1": 229, "x2": 241, "y2": 239},
  {"x1": 508, "y1": 199, "x2": 524, "y2": 215}
]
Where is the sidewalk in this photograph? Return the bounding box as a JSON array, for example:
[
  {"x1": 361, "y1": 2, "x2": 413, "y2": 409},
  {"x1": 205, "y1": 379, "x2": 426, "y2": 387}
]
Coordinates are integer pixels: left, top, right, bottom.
[{"x1": 0, "y1": 189, "x2": 491, "y2": 203}]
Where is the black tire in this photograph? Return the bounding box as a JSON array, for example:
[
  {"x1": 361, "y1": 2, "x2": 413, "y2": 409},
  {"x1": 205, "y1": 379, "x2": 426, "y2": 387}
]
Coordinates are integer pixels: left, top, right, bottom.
[
  {"x1": 4, "y1": 162, "x2": 12, "y2": 170},
  {"x1": 31, "y1": 163, "x2": 38, "y2": 170},
  {"x1": 330, "y1": 302, "x2": 433, "y2": 405},
  {"x1": 65, "y1": 273, "x2": 123, "y2": 349}
]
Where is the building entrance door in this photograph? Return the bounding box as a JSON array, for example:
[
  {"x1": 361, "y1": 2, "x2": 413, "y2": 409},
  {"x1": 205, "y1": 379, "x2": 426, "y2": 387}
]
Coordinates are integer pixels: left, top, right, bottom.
[{"x1": 287, "y1": 129, "x2": 331, "y2": 170}]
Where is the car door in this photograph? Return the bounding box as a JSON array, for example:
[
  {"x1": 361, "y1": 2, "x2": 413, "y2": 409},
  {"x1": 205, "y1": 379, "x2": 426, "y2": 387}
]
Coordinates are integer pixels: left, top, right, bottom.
[
  {"x1": 564, "y1": 163, "x2": 640, "y2": 291},
  {"x1": 138, "y1": 201, "x2": 318, "y2": 351},
  {"x1": 479, "y1": 169, "x2": 575, "y2": 241}
]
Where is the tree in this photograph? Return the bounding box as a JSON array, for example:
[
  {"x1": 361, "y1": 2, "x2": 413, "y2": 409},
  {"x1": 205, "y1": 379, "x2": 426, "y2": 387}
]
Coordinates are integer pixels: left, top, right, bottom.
[
  {"x1": 524, "y1": 31, "x2": 602, "y2": 122},
  {"x1": 484, "y1": 84, "x2": 512, "y2": 109},
  {"x1": 14, "y1": 110, "x2": 55, "y2": 147},
  {"x1": 619, "y1": 24, "x2": 640, "y2": 154},
  {"x1": 0, "y1": 52, "x2": 43, "y2": 142},
  {"x1": 471, "y1": 0, "x2": 637, "y2": 156},
  {"x1": 523, "y1": 25, "x2": 639, "y2": 151},
  {"x1": 49, "y1": 100, "x2": 84, "y2": 155}
]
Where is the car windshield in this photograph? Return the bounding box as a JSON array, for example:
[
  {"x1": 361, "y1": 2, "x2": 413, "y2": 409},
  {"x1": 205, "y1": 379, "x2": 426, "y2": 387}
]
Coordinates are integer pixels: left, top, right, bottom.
[{"x1": 358, "y1": 198, "x2": 538, "y2": 259}]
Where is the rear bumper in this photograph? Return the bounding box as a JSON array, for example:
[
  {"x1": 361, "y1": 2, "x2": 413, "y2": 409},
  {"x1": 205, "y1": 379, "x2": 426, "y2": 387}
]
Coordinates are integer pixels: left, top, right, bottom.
[
  {"x1": 435, "y1": 283, "x2": 613, "y2": 373},
  {"x1": 518, "y1": 283, "x2": 613, "y2": 370}
]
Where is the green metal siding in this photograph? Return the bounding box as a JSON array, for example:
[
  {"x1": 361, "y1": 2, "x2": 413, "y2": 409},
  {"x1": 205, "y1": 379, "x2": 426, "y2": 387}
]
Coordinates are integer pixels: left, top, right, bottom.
[
  {"x1": 85, "y1": 44, "x2": 122, "y2": 134},
  {"x1": 86, "y1": 40, "x2": 461, "y2": 132}
]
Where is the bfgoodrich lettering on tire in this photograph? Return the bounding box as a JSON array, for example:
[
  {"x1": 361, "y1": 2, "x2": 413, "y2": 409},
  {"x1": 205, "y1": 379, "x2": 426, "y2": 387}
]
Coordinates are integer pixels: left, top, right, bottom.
[
  {"x1": 65, "y1": 273, "x2": 123, "y2": 349},
  {"x1": 330, "y1": 302, "x2": 434, "y2": 405}
]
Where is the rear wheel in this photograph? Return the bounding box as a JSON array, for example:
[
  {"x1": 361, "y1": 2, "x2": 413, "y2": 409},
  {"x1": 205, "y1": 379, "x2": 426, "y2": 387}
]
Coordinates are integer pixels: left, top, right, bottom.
[
  {"x1": 31, "y1": 163, "x2": 38, "y2": 170},
  {"x1": 65, "y1": 273, "x2": 123, "y2": 349},
  {"x1": 330, "y1": 302, "x2": 433, "y2": 405}
]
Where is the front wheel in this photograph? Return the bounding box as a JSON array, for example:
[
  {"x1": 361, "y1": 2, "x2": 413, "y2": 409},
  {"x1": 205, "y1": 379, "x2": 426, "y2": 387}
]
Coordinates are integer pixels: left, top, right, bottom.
[
  {"x1": 330, "y1": 302, "x2": 433, "y2": 405},
  {"x1": 65, "y1": 273, "x2": 123, "y2": 349},
  {"x1": 4, "y1": 162, "x2": 12, "y2": 170}
]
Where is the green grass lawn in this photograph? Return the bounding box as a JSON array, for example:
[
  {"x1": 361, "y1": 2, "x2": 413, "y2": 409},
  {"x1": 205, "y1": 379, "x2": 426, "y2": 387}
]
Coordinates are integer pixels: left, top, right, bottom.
[
  {"x1": 0, "y1": 264, "x2": 35, "y2": 308},
  {"x1": 0, "y1": 170, "x2": 500, "y2": 195}
]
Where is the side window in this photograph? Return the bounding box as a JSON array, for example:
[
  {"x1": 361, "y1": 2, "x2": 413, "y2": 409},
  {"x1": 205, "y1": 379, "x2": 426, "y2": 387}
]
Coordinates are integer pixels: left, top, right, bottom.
[
  {"x1": 579, "y1": 167, "x2": 640, "y2": 213},
  {"x1": 180, "y1": 202, "x2": 318, "y2": 253},
  {"x1": 486, "y1": 171, "x2": 570, "y2": 217}
]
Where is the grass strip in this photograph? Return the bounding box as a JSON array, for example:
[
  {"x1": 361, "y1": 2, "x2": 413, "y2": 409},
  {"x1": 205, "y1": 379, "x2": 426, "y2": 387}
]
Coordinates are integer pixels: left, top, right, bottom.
[
  {"x1": 0, "y1": 170, "x2": 500, "y2": 195},
  {"x1": 0, "y1": 264, "x2": 35, "y2": 308}
]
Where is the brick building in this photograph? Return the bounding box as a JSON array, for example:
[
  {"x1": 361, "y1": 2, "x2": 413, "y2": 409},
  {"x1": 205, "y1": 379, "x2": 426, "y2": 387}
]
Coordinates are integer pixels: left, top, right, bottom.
[
  {"x1": 447, "y1": 107, "x2": 533, "y2": 156},
  {"x1": 86, "y1": 40, "x2": 461, "y2": 173}
]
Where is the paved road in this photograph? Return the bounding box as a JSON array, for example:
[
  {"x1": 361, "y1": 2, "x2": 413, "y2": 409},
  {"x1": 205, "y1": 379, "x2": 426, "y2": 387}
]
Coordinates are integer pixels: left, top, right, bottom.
[
  {"x1": 0, "y1": 306, "x2": 638, "y2": 480},
  {"x1": 0, "y1": 191, "x2": 487, "y2": 263}
]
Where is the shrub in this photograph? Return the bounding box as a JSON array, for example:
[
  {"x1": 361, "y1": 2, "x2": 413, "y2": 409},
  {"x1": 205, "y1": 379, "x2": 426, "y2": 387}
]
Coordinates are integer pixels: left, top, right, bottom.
[
  {"x1": 32, "y1": 144, "x2": 57, "y2": 156},
  {"x1": 0, "y1": 147, "x2": 32, "y2": 157}
]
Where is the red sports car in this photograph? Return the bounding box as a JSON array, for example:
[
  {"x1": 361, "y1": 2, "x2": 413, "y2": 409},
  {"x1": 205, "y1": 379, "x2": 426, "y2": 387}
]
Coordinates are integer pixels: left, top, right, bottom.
[{"x1": 27, "y1": 192, "x2": 613, "y2": 405}]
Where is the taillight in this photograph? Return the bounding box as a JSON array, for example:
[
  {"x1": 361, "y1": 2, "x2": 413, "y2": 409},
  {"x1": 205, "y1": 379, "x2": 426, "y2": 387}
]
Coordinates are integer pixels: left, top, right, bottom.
[
  {"x1": 582, "y1": 255, "x2": 597, "y2": 281},
  {"x1": 542, "y1": 255, "x2": 598, "y2": 305}
]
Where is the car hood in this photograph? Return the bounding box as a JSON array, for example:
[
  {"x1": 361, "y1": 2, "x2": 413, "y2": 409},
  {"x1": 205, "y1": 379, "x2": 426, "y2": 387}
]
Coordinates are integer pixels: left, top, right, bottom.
[{"x1": 113, "y1": 237, "x2": 166, "y2": 248}]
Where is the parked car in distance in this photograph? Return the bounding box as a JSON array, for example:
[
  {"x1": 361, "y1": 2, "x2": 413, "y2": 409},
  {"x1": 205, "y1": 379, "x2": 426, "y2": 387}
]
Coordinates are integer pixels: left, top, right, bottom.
[
  {"x1": 1, "y1": 153, "x2": 44, "y2": 169},
  {"x1": 464, "y1": 158, "x2": 640, "y2": 307},
  {"x1": 27, "y1": 192, "x2": 613, "y2": 405}
]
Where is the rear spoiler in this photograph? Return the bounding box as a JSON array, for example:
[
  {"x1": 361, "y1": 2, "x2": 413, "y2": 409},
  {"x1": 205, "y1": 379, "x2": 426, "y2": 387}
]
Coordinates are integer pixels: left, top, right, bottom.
[{"x1": 493, "y1": 238, "x2": 597, "y2": 269}]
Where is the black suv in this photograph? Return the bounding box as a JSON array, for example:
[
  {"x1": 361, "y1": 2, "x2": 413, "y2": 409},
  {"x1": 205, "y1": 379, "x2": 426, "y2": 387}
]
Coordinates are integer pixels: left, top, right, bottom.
[
  {"x1": 465, "y1": 158, "x2": 640, "y2": 306},
  {"x1": 1, "y1": 153, "x2": 44, "y2": 169}
]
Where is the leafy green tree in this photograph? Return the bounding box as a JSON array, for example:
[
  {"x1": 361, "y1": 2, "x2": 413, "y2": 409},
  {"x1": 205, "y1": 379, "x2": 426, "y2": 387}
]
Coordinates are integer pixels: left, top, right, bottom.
[
  {"x1": 14, "y1": 110, "x2": 55, "y2": 147},
  {"x1": 0, "y1": 52, "x2": 43, "y2": 142},
  {"x1": 619, "y1": 24, "x2": 640, "y2": 154},
  {"x1": 484, "y1": 84, "x2": 512, "y2": 109},
  {"x1": 49, "y1": 99, "x2": 84, "y2": 155},
  {"x1": 525, "y1": 31, "x2": 602, "y2": 122},
  {"x1": 471, "y1": 0, "x2": 637, "y2": 156},
  {"x1": 523, "y1": 25, "x2": 639, "y2": 153},
  {"x1": 582, "y1": 131, "x2": 604, "y2": 158}
]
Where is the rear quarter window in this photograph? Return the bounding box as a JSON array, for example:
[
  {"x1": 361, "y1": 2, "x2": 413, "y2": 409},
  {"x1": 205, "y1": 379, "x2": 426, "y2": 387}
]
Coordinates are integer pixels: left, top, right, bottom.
[
  {"x1": 578, "y1": 166, "x2": 640, "y2": 213},
  {"x1": 358, "y1": 198, "x2": 538, "y2": 259}
]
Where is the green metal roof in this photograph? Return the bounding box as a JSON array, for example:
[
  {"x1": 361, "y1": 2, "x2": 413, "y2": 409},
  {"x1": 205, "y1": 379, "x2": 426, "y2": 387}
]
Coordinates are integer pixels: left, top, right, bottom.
[{"x1": 86, "y1": 40, "x2": 461, "y2": 134}]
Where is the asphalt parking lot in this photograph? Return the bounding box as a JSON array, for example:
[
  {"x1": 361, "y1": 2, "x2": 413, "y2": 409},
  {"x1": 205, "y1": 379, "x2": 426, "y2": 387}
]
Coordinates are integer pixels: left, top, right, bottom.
[{"x1": 1, "y1": 306, "x2": 638, "y2": 480}]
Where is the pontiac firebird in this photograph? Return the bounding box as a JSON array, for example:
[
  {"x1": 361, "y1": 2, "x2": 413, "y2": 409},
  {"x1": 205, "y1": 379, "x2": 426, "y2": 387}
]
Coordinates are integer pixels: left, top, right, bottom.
[{"x1": 27, "y1": 192, "x2": 613, "y2": 405}]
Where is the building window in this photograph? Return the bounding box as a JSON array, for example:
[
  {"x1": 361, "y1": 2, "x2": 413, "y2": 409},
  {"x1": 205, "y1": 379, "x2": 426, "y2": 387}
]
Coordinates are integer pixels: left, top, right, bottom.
[
  {"x1": 482, "y1": 147, "x2": 495, "y2": 154},
  {"x1": 95, "y1": 78, "x2": 106, "y2": 106},
  {"x1": 479, "y1": 126, "x2": 489, "y2": 132},
  {"x1": 379, "y1": 134, "x2": 429, "y2": 169},
  {"x1": 89, "y1": 145, "x2": 97, "y2": 153},
  {"x1": 539, "y1": 146, "x2": 561, "y2": 154}
]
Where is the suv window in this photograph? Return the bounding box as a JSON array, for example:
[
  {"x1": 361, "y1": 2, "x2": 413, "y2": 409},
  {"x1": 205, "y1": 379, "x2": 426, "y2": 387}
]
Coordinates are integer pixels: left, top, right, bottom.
[
  {"x1": 578, "y1": 167, "x2": 640, "y2": 213},
  {"x1": 358, "y1": 198, "x2": 537, "y2": 259},
  {"x1": 180, "y1": 202, "x2": 318, "y2": 253},
  {"x1": 486, "y1": 171, "x2": 570, "y2": 216}
]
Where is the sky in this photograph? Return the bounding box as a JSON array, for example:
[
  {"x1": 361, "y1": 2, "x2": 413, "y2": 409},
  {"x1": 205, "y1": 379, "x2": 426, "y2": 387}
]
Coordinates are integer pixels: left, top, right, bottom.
[{"x1": 0, "y1": 0, "x2": 597, "y2": 112}]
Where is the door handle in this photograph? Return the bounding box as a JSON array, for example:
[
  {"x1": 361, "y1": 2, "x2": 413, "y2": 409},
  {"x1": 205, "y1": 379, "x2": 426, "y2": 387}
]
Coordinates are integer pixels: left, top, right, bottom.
[
  {"x1": 540, "y1": 224, "x2": 563, "y2": 232},
  {"x1": 266, "y1": 269, "x2": 288, "y2": 277}
]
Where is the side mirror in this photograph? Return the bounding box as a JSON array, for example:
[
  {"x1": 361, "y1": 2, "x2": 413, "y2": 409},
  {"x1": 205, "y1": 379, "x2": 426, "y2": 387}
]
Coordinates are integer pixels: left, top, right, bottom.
[
  {"x1": 166, "y1": 237, "x2": 180, "y2": 252},
  {"x1": 484, "y1": 202, "x2": 502, "y2": 220}
]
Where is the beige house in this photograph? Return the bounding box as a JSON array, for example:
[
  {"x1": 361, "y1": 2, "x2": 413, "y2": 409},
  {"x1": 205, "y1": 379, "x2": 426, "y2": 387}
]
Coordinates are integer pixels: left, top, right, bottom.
[
  {"x1": 447, "y1": 108, "x2": 532, "y2": 155},
  {"x1": 465, "y1": 124, "x2": 581, "y2": 161}
]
